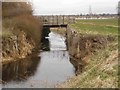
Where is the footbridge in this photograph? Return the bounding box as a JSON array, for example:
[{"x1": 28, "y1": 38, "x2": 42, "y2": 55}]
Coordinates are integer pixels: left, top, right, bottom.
[{"x1": 36, "y1": 15, "x2": 76, "y2": 28}]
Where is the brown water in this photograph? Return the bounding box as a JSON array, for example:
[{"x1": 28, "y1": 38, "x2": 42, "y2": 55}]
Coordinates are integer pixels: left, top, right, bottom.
[{"x1": 2, "y1": 32, "x2": 75, "y2": 88}]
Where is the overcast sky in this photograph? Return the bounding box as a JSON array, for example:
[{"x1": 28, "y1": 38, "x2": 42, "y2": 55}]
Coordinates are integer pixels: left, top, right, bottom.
[{"x1": 32, "y1": 0, "x2": 119, "y2": 15}]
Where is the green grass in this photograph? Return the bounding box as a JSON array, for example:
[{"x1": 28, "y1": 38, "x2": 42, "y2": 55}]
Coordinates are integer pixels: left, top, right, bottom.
[{"x1": 70, "y1": 19, "x2": 118, "y2": 35}]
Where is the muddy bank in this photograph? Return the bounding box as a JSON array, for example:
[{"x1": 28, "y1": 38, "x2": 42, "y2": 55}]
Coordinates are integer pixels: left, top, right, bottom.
[{"x1": 66, "y1": 26, "x2": 116, "y2": 75}]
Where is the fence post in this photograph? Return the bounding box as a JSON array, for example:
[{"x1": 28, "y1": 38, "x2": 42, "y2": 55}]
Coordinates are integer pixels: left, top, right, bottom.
[
  {"x1": 63, "y1": 15, "x2": 64, "y2": 24},
  {"x1": 57, "y1": 15, "x2": 58, "y2": 25},
  {"x1": 42, "y1": 16, "x2": 44, "y2": 24},
  {"x1": 48, "y1": 16, "x2": 50, "y2": 24}
]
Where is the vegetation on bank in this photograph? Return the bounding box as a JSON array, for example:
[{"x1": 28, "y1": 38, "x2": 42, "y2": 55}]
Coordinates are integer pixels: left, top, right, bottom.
[
  {"x1": 58, "y1": 18, "x2": 118, "y2": 88},
  {"x1": 59, "y1": 40, "x2": 118, "y2": 88},
  {"x1": 2, "y1": 2, "x2": 42, "y2": 63},
  {"x1": 2, "y1": 2, "x2": 42, "y2": 45},
  {"x1": 70, "y1": 19, "x2": 118, "y2": 35}
]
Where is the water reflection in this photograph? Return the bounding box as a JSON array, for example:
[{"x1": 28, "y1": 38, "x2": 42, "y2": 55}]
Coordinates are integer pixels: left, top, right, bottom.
[
  {"x1": 2, "y1": 31, "x2": 75, "y2": 88},
  {"x1": 41, "y1": 38, "x2": 50, "y2": 51},
  {"x1": 49, "y1": 32, "x2": 66, "y2": 51},
  {"x1": 2, "y1": 54, "x2": 41, "y2": 83}
]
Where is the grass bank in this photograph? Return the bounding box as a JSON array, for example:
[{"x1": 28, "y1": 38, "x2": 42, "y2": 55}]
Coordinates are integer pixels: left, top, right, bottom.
[
  {"x1": 58, "y1": 40, "x2": 118, "y2": 88},
  {"x1": 58, "y1": 18, "x2": 118, "y2": 88},
  {"x1": 50, "y1": 28, "x2": 67, "y2": 36}
]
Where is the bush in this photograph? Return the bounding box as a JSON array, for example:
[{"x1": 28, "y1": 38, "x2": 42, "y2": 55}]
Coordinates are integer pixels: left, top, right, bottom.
[
  {"x1": 2, "y1": 2, "x2": 32, "y2": 18},
  {"x1": 2, "y1": 2, "x2": 43, "y2": 46},
  {"x1": 12, "y1": 14, "x2": 42, "y2": 45}
]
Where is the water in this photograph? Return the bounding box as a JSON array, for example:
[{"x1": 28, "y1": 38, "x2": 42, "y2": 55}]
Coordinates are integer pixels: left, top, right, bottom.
[{"x1": 2, "y1": 32, "x2": 75, "y2": 88}]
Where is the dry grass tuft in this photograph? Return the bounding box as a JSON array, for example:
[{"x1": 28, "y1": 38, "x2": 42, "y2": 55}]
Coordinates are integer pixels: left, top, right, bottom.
[
  {"x1": 58, "y1": 41, "x2": 118, "y2": 88},
  {"x1": 2, "y1": 2, "x2": 43, "y2": 45}
]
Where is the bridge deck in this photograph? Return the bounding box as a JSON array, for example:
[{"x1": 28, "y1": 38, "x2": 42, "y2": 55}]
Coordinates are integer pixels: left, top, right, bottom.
[
  {"x1": 37, "y1": 15, "x2": 75, "y2": 28},
  {"x1": 43, "y1": 24, "x2": 68, "y2": 28}
]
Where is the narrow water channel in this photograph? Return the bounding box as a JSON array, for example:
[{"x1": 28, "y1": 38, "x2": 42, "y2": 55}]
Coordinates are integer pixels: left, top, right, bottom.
[{"x1": 2, "y1": 31, "x2": 75, "y2": 88}]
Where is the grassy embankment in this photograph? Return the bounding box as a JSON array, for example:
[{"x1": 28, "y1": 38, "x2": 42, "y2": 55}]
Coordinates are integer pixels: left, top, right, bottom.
[{"x1": 59, "y1": 19, "x2": 119, "y2": 88}]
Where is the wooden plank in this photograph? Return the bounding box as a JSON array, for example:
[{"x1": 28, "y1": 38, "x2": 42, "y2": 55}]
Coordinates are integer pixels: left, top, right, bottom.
[{"x1": 43, "y1": 24, "x2": 68, "y2": 28}]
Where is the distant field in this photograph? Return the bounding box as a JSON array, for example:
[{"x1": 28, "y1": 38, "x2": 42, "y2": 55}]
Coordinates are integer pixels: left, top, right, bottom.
[{"x1": 70, "y1": 19, "x2": 118, "y2": 35}]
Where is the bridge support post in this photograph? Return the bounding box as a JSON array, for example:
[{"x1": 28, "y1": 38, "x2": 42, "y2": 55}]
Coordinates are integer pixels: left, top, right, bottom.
[{"x1": 52, "y1": 15, "x2": 55, "y2": 25}]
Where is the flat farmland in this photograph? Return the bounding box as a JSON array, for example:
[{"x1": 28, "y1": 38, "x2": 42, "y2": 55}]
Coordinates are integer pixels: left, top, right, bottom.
[{"x1": 70, "y1": 19, "x2": 118, "y2": 35}]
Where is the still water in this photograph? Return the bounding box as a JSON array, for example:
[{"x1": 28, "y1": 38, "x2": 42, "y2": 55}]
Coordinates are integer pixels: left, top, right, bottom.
[{"x1": 2, "y1": 32, "x2": 75, "y2": 88}]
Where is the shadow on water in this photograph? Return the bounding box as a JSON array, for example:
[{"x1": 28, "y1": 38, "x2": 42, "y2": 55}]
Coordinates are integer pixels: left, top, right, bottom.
[
  {"x1": 41, "y1": 27, "x2": 51, "y2": 51},
  {"x1": 2, "y1": 54, "x2": 41, "y2": 83},
  {"x1": 69, "y1": 58, "x2": 84, "y2": 76},
  {"x1": 41, "y1": 38, "x2": 50, "y2": 51}
]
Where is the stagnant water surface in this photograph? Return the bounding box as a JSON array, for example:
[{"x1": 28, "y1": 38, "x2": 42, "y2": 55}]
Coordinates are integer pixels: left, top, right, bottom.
[{"x1": 2, "y1": 32, "x2": 75, "y2": 88}]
